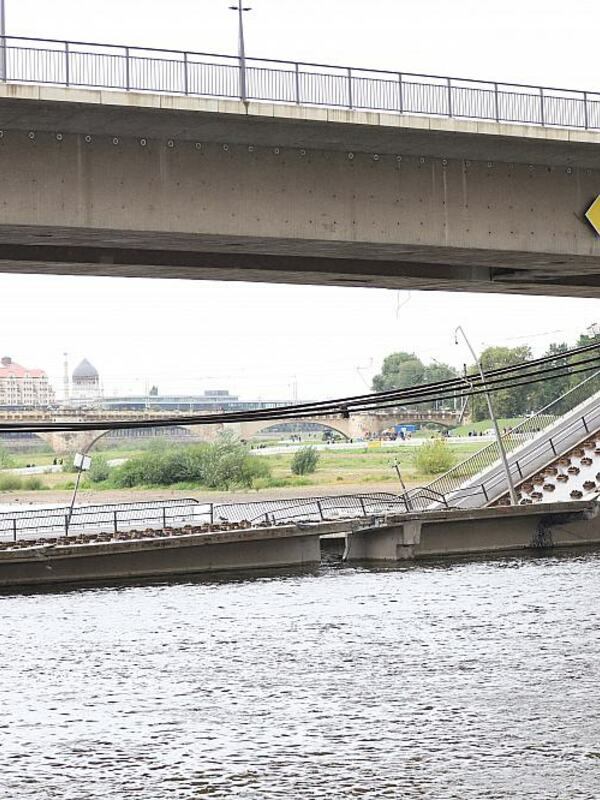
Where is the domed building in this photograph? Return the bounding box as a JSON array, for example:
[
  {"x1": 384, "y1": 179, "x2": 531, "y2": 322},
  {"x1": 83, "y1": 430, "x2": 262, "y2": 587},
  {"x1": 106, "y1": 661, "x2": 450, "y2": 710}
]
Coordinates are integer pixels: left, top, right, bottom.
[{"x1": 72, "y1": 358, "x2": 101, "y2": 400}]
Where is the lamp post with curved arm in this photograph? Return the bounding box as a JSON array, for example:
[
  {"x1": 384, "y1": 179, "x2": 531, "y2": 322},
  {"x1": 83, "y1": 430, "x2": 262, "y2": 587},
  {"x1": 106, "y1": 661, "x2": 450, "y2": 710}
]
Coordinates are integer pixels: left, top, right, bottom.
[
  {"x1": 454, "y1": 326, "x2": 518, "y2": 505},
  {"x1": 65, "y1": 429, "x2": 111, "y2": 535},
  {"x1": 0, "y1": 0, "x2": 7, "y2": 82}
]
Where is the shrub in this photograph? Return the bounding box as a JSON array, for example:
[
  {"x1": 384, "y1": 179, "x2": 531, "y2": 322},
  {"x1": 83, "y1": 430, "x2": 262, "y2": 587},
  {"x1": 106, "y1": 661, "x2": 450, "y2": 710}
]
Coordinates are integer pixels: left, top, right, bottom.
[
  {"x1": 0, "y1": 475, "x2": 45, "y2": 491},
  {"x1": 0, "y1": 475, "x2": 22, "y2": 491},
  {"x1": 22, "y1": 477, "x2": 44, "y2": 490},
  {"x1": 0, "y1": 444, "x2": 14, "y2": 469},
  {"x1": 112, "y1": 439, "x2": 270, "y2": 490},
  {"x1": 291, "y1": 446, "x2": 320, "y2": 475},
  {"x1": 414, "y1": 439, "x2": 455, "y2": 475},
  {"x1": 88, "y1": 455, "x2": 111, "y2": 483}
]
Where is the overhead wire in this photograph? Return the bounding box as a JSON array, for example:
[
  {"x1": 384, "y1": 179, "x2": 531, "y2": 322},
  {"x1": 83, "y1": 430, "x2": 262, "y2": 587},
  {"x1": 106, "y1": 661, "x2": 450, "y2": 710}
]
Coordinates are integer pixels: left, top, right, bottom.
[{"x1": 2, "y1": 341, "x2": 599, "y2": 434}]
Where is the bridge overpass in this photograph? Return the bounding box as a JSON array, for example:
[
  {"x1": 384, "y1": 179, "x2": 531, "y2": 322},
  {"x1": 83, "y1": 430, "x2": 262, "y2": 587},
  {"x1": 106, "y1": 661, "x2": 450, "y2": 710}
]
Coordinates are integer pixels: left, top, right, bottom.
[
  {"x1": 0, "y1": 408, "x2": 461, "y2": 453},
  {"x1": 0, "y1": 37, "x2": 599, "y2": 296}
]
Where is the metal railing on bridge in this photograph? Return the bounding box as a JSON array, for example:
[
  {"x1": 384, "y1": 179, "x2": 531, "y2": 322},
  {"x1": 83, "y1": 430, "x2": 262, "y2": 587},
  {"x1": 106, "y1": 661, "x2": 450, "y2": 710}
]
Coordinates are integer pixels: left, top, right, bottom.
[
  {"x1": 410, "y1": 371, "x2": 600, "y2": 510},
  {"x1": 0, "y1": 492, "x2": 414, "y2": 544},
  {"x1": 1, "y1": 36, "x2": 599, "y2": 131}
]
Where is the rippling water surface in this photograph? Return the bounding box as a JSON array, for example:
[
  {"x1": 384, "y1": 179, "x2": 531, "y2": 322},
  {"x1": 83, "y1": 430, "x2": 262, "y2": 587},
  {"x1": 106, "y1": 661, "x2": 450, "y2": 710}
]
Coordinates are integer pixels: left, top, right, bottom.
[{"x1": 2, "y1": 551, "x2": 600, "y2": 799}]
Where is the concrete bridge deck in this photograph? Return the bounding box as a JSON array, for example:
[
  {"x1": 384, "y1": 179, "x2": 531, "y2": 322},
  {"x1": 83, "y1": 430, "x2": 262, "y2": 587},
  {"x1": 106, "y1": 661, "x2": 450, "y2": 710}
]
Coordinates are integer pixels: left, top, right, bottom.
[
  {"x1": 0, "y1": 82, "x2": 599, "y2": 296},
  {"x1": 1, "y1": 500, "x2": 599, "y2": 588}
]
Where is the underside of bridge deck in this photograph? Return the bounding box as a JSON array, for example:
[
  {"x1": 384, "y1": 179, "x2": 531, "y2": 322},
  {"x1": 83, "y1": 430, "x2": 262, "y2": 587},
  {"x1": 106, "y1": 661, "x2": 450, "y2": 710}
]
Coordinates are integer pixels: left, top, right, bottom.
[{"x1": 0, "y1": 86, "x2": 599, "y2": 296}]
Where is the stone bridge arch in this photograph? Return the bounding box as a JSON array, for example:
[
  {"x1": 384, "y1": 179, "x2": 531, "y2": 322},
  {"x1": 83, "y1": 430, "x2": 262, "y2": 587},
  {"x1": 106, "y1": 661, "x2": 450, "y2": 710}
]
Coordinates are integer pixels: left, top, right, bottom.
[{"x1": 237, "y1": 418, "x2": 352, "y2": 441}]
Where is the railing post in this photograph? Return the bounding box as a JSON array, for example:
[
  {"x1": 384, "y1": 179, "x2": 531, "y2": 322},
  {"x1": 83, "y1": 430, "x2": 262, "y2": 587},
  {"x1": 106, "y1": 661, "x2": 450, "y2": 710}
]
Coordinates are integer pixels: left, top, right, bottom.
[
  {"x1": 480, "y1": 484, "x2": 489, "y2": 502},
  {"x1": 293, "y1": 62, "x2": 300, "y2": 104},
  {"x1": 64, "y1": 514, "x2": 69, "y2": 536},
  {"x1": 398, "y1": 72, "x2": 404, "y2": 113},
  {"x1": 515, "y1": 460, "x2": 523, "y2": 478},
  {"x1": 316, "y1": 500, "x2": 324, "y2": 520},
  {"x1": 549, "y1": 437, "x2": 557, "y2": 455},
  {"x1": 583, "y1": 91, "x2": 589, "y2": 130},
  {"x1": 359, "y1": 497, "x2": 366, "y2": 516},
  {"x1": 12, "y1": 518, "x2": 16, "y2": 543},
  {"x1": 124, "y1": 46, "x2": 130, "y2": 91},
  {"x1": 65, "y1": 41, "x2": 70, "y2": 87},
  {"x1": 183, "y1": 51, "x2": 189, "y2": 95},
  {"x1": 347, "y1": 67, "x2": 353, "y2": 109},
  {"x1": 582, "y1": 415, "x2": 589, "y2": 433},
  {"x1": 239, "y1": 51, "x2": 247, "y2": 103},
  {"x1": 209, "y1": 504, "x2": 214, "y2": 525},
  {"x1": 113, "y1": 510, "x2": 118, "y2": 534},
  {"x1": 494, "y1": 82, "x2": 500, "y2": 122},
  {"x1": 539, "y1": 87, "x2": 545, "y2": 125},
  {"x1": 0, "y1": 0, "x2": 5, "y2": 81},
  {"x1": 447, "y1": 77, "x2": 452, "y2": 117},
  {"x1": 0, "y1": 34, "x2": 6, "y2": 83}
]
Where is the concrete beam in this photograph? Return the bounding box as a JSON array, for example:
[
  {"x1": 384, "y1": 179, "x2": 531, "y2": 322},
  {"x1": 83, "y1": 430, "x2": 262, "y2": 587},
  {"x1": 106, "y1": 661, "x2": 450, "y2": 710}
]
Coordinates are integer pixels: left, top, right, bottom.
[
  {"x1": 343, "y1": 501, "x2": 600, "y2": 562},
  {"x1": 0, "y1": 86, "x2": 599, "y2": 296},
  {"x1": 2, "y1": 85, "x2": 600, "y2": 168},
  {"x1": 0, "y1": 522, "x2": 325, "y2": 587},
  {"x1": 344, "y1": 519, "x2": 421, "y2": 561}
]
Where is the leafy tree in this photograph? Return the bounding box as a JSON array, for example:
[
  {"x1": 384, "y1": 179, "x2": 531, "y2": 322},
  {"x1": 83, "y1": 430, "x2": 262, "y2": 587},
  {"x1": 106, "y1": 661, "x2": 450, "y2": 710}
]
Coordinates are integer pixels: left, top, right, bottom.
[
  {"x1": 291, "y1": 446, "x2": 319, "y2": 475},
  {"x1": 528, "y1": 342, "x2": 571, "y2": 411},
  {"x1": 422, "y1": 362, "x2": 459, "y2": 409},
  {"x1": 469, "y1": 345, "x2": 533, "y2": 421},
  {"x1": 372, "y1": 353, "x2": 457, "y2": 410},
  {"x1": 372, "y1": 352, "x2": 425, "y2": 393}
]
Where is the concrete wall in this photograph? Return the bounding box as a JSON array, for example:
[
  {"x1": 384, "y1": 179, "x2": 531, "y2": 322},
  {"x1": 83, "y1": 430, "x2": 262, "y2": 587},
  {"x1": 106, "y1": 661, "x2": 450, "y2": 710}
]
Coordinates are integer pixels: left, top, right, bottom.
[
  {"x1": 344, "y1": 502, "x2": 600, "y2": 561},
  {"x1": 0, "y1": 86, "x2": 599, "y2": 296},
  {"x1": 0, "y1": 525, "x2": 323, "y2": 588}
]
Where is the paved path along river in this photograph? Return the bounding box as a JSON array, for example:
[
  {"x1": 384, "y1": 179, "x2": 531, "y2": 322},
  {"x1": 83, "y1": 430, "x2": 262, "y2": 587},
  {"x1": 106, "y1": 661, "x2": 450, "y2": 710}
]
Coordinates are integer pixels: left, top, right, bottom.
[{"x1": 1, "y1": 550, "x2": 599, "y2": 798}]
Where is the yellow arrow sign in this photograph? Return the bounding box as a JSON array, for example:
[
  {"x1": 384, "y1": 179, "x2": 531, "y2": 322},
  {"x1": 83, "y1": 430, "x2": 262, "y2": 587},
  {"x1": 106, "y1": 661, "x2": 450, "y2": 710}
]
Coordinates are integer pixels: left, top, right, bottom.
[{"x1": 585, "y1": 196, "x2": 600, "y2": 236}]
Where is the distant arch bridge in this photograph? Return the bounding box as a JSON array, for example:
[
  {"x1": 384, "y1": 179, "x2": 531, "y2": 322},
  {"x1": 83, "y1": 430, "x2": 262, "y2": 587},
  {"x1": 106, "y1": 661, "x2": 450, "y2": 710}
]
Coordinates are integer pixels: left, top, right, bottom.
[{"x1": 0, "y1": 408, "x2": 462, "y2": 453}]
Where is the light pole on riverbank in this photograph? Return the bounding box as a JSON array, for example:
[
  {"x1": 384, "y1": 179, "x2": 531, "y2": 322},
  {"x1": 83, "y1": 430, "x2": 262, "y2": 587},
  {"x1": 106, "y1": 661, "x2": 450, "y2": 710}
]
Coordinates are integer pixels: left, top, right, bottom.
[
  {"x1": 229, "y1": 2, "x2": 251, "y2": 102},
  {"x1": 65, "y1": 429, "x2": 110, "y2": 535},
  {"x1": 0, "y1": 0, "x2": 7, "y2": 82},
  {"x1": 454, "y1": 326, "x2": 518, "y2": 506}
]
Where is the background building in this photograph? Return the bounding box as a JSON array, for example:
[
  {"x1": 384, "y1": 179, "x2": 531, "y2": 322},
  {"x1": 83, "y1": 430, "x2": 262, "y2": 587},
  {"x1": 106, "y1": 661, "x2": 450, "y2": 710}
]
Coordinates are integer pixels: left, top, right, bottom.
[
  {"x1": 100, "y1": 389, "x2": 288, "y2": 413},
  {"x1": 0, "y1": 356, "x2": 55, "y2": 407},
  {"x1": 71, "y1": 358, "x2": 102, "y2": 401}
]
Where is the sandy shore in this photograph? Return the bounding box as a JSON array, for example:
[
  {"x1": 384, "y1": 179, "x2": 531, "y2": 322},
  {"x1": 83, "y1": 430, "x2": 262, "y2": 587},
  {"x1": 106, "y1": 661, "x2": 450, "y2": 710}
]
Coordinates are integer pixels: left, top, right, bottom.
[{"x1": 0, "y1": 480, "x2": 407, "y2": 508}]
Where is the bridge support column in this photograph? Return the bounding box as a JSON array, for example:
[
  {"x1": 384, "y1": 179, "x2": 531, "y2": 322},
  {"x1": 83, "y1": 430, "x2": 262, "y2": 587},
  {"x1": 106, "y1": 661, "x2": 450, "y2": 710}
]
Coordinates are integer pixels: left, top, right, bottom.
[
  {"x1": 343, "y1": 520, "x2": 421, "y2": 562},
  {"x1": 37, "y1": 430, "x2": 103, "y2": 455}
]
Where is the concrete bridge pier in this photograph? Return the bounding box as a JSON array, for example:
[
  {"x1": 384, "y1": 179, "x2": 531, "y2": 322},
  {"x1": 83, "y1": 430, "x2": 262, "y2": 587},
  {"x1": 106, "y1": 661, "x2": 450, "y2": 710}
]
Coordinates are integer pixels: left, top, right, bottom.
[
  {"x1": 344, "y1": 520, "x2": 422, "y2": 562},
  {"x1": 38, "y1": 429, "x2": 104, "y2": 455},
  {"x1": 343, "y1": 503, "x2": 600, "y2": 562}
]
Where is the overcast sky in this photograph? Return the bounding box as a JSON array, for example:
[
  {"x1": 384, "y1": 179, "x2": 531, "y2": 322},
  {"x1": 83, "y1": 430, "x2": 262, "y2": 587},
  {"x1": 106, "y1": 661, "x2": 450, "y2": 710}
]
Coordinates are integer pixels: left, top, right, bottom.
[{"x1": 2, "y1": 0, "x2": 600, "y2": 400}]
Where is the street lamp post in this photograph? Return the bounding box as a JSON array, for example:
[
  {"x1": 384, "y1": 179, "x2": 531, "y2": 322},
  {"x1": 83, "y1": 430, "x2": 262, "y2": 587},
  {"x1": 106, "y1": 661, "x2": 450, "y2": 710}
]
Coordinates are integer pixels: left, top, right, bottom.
[
  {"x1": 0, "y1": 0, "x2": 7, "y2": 82},
  {"x1": 65, "y1": 429, "x2": 110, "y2": 535},
  {"x1": 454, "y1": 326, "x2": 518, "y2": 505},
  {"x1": 229, "y1": 3, "x2": 251, "y2": 103}
]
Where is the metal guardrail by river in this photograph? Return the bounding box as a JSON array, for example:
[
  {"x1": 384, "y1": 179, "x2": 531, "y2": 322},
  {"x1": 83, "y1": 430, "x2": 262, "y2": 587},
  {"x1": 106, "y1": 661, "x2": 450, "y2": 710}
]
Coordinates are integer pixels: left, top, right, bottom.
[
  {"x1": 0, "y1": 36, "x2": 599, "y2": 131},
  {"x1": 0, "y1": 492, "x2": 420, "y2": 543}
]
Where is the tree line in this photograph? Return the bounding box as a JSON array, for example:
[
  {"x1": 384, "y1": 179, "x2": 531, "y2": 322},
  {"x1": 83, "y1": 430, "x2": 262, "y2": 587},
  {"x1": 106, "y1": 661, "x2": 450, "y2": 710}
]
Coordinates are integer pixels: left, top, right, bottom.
[{"x1": 371, "y1": 329, "x2": 600, "y2": 421}]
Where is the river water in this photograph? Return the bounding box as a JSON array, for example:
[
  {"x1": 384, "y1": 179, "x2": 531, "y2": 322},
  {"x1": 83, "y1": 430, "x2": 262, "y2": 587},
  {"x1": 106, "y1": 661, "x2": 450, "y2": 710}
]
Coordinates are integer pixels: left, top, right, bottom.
[{"x1": 1, "y1": 551, "x2": 600, "y2": 799}]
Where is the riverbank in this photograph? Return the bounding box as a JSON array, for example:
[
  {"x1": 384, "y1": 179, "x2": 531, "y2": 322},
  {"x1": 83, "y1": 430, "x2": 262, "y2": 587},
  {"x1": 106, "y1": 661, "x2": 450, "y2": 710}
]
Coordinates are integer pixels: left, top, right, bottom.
[{"x1": 0, "y1": 479, "x2": 406, "y2": 509}]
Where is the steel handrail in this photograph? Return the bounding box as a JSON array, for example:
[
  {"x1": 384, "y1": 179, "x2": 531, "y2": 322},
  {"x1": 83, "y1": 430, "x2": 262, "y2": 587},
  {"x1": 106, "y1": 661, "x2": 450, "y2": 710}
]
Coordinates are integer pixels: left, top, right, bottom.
[
  {"x1": 414, "y1": 371, "x2": 600, "y2": 508},
  {"x1": 0, "y1": 35, "x2": 597, "y2": 94},
  {"x1": 0, "y1": 35, "x2": 598, "y2": 129}
]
